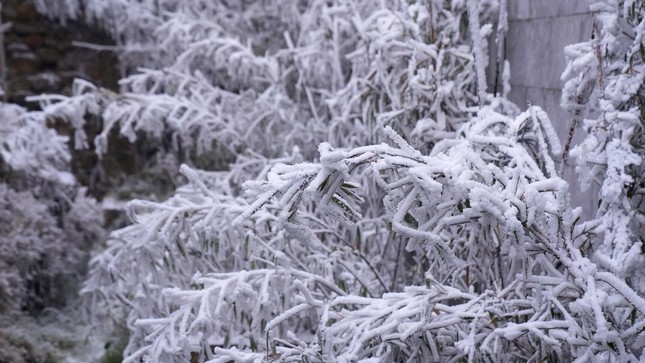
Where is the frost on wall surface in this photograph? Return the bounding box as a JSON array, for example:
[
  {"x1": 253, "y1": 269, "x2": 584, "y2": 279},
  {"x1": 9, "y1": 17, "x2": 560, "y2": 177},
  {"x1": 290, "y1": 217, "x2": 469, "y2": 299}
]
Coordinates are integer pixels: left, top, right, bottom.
[{"x1": 5, "y1": 0, "x2": 645, "y2": 362}]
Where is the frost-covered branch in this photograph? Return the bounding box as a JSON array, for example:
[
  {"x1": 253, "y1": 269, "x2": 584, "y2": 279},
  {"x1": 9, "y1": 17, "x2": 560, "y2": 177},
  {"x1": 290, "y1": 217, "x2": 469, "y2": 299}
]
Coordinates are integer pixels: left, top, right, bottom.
[{"x1": 561, "y1": 0, "x2": 645, "y2": 296}]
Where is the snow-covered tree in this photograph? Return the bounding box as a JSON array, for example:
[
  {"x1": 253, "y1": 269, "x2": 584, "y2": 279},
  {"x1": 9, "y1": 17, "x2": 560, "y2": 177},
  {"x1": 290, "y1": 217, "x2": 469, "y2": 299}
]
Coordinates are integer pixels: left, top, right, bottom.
[
  {"x1": 0, "y1": 103, "x2": 105, "y2": 314},
  {"x1": 0, "y1": 95, "x2": 107, "y2": 363},
  {"x1": 84, "y1": 105, "x2": 645, "y2": 361},
  {"x1": 561, "y1": 0, "x2": 645, "y2": 295},
  {"x1": 2, "y1": 0, "x2": 643, "y2": 361}
]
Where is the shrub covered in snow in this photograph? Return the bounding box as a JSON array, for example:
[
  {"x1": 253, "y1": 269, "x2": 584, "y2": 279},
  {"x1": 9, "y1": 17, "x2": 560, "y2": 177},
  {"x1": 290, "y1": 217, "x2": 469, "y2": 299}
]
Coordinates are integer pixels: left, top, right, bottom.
[
  {"x1": 1, "y1": 0, "x2": 643, "y2": 362},
  {"x1": 0, "y1": 103, "x2": 106, "y2": 363},
  {"x1": 0, "y1": 103, "x2": 105, "y2": 315},
  {"x1": 562, "y1": 0, "x2": 645, "y2": 296}
]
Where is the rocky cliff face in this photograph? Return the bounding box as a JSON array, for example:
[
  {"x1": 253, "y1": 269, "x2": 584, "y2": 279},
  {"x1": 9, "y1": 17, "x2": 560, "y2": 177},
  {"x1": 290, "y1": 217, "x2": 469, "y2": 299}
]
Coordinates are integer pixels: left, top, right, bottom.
[{"x1": 1, "y1": 0, "x2": 118, "y2": 107}]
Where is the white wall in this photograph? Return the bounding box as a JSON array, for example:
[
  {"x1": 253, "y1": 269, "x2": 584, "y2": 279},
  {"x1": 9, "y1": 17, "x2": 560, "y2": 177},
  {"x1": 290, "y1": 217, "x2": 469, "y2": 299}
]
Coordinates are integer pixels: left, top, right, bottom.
[{"x1": 506, "y1": 0, "x2": 598, "y2": 217}]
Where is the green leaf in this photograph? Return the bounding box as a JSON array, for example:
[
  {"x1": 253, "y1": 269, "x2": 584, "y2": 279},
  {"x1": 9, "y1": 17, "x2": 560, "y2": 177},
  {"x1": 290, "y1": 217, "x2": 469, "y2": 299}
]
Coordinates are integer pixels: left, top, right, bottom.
[
  {"x1": 355, "y1": 226, "x2": 362, "y2": 250},
  {"x1": 341, "y1": 182, "x2": 358, "y2": 189},
  {"x1": 175, "y1": 238, "x2": 186, "y2": 258},
  {"x1": 488, "y1": 312, "x2": 499, "y2": 326},
  {"x1": 338, "y1": 279, "x2": 348, "y2": 293},
  {"x1": 317, "y1": 175, "x2": 330, "y2": 192},
  {"x1": 404, "y1": 212, "x2": 418, "y2": 228}
]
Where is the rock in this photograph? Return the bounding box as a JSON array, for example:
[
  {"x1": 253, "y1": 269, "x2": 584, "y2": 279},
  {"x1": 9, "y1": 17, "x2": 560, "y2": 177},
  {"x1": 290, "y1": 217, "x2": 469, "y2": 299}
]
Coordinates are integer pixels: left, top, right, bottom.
[
  {"x1": 43, "y1": 36, "x2": 70, "y2": 51},
  {"x1": 24, "y1": 34, "x2": 44, "y2": 48},
  {"x1": 2, "y1": 5, "x2": 18, "y2": 19},
  {"x1": 7, "y1": 42, "x2": 30, "y2": 52},
  {"x1": 57, "y1": 54, "x2": 77, "y2": 71},
  {"x1": 16, "y1": 2, "x2": 39, "y2": 20},
  {"x1": 12, "y1": 22, "x2": 47, "y2": 35},
  {"x1": 29, "y1": 72, "x2": 62, "y2": 92},
  {"x1": 9, "y1": 53, "x2": 41, "y2": 74},
  {"x1": 4, "y1": 34, "x2": 21, "y2": 45},
  {"x1": 36, "y1": 47, "x2": 61, "y2": 65},
  {"x1": 82, "y1": 60, "x2": 103, "y2": 81},
  {"x1": 9, "y1": 76, "x2": 31, "y2": 94}
]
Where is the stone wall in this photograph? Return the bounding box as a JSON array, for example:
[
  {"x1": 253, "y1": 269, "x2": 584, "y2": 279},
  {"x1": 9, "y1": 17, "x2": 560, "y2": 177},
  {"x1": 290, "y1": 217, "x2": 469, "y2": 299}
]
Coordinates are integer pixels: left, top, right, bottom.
[
  {"x1": 506, "y1": 0, "x2": 598, "y2": 217},
  {"x1": 1, "y1": 0, "x2": 118, "y2": 107},
  {"x1": 1, "y1": 1, "x2": 142, "y2": 204}
]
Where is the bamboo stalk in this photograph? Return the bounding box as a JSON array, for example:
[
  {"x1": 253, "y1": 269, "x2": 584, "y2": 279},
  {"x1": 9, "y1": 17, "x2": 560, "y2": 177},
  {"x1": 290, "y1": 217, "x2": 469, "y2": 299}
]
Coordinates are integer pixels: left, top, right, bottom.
[{"x1": 0, "y1": 3, "x2": 7, "y2": 102}]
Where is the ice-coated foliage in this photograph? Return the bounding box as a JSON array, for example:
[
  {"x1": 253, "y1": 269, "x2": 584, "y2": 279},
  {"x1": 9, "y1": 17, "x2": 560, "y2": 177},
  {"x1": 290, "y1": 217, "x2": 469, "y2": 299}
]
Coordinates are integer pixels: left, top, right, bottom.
[
  {"x1": 0, "y1": 103, "x2": 74, "y2": 185},
  {"x1": 245, "y1": 109, "x2": 644, "y2": 361},
  {"x1": 82, "y1": 107, "x2": 645, "y2": 362},
  {"x1": 31, "y1": 0, "x2": 514, "y2": 166},
  {"x1": 30, "y1": 0, "x2": 163, "y2": 71},
  {"x1": 561, "y1": 0, "x2": 645, "y2": 295},
  {"x1": 0, "y1": 102, "x2": 106, "y2": 313},
  {"x1": 0, "y1": 183, "x2": 67, "y2": 313},
  {"x1": 8, "y1": 0, "x2": 644, "y2": 362}
]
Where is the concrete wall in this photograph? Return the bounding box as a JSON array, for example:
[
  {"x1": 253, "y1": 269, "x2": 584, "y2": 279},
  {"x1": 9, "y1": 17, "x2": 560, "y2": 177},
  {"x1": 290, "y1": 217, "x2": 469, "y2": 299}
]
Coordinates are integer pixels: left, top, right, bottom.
[{"x1": 506, "y1": 0, "x2": 598, "y2": 217}]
